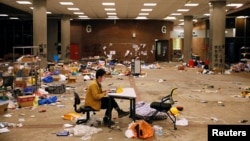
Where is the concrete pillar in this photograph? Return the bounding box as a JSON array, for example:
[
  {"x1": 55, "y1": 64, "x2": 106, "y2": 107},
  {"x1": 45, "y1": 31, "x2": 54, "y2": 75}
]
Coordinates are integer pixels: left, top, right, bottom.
[
  {"x1": 183, "y1": 15, "x2": 193, "y2": 62},
  {"x1": 209, "y1": 0, "x2": 226, "y2": 72},
  {"x1": 47, "y1": 20, "x2": 59, "y2": 61},
  {"x1": 61, "y1": 16, "x2": 71, "y2": 61},
  {"x1": 33, "y1": 0, "x2": 47, "y2": 67}
]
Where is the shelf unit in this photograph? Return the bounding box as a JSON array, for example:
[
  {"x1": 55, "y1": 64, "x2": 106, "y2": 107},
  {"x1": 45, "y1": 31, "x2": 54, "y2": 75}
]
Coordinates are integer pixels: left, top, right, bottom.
[{"x1": 12, "y1": 46, "x2": 41, "y2": 91}]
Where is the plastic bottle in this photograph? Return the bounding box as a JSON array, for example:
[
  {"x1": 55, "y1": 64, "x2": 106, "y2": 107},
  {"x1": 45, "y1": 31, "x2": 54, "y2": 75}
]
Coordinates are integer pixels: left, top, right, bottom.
[
  {"x1": 33, "y1": 96, "x2": 39, "y2": 107},
  {"x1": 153, "y1": 125, "x2": 163, "y2": 136}
]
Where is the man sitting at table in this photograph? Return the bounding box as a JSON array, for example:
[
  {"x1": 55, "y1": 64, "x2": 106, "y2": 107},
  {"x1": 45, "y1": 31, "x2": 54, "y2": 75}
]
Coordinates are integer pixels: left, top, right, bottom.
[{"x1": 84, "y1": 68, "x2": 130, "y2": 125}]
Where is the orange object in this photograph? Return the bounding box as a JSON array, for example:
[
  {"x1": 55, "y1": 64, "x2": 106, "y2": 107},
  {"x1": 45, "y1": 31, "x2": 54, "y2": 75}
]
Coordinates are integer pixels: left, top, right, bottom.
[{"x1": 39, "y1": 109, "x2": 46, "y2": 113}]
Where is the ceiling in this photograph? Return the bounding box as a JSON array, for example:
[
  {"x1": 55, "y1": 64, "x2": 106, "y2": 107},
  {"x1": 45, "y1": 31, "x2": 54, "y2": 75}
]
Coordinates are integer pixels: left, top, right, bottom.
[{"x1": 0, "y1": 0, "x2": 250, "y2": 25}]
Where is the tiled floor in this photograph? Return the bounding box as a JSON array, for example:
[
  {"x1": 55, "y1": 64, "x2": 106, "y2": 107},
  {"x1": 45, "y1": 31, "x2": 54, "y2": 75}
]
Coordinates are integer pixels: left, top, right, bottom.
[{"x1": 0, "y1": 62, "x2": 250, "y2": 141}]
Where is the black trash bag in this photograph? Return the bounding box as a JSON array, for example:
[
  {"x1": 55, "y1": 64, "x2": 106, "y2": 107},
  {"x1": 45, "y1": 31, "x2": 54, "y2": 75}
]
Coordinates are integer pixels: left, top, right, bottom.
[{"x1": 45, "y1": 84, "x2": 66, "y2": 94}]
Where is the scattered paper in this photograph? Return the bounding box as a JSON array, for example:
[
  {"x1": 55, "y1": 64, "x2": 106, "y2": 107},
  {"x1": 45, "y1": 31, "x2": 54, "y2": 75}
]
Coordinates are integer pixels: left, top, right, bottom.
[
  {"x1": 0, "y1": 127, "x2": 10, "y2": 133},
  {"x1": 176, "y1": 118, "x2": 188, "y2": 126}
]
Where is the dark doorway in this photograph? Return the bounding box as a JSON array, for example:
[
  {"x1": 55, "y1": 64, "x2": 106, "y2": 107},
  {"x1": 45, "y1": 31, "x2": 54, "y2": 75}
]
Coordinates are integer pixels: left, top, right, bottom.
[{"x1": 155, "y1": 40, "x2": 169, "y2": 61}]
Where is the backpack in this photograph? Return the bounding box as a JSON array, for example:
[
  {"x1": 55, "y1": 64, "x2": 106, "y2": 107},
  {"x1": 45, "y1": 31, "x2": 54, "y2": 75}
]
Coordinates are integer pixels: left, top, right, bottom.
[{"x1": 129, "y1": 120, "x2": 154, "y2": 139}]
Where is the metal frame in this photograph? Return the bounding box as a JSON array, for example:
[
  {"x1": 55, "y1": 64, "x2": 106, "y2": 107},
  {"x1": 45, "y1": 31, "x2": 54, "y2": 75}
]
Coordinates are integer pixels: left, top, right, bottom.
[{"x1": 13, "y1": 46, "x2": 39, "y2": 62}]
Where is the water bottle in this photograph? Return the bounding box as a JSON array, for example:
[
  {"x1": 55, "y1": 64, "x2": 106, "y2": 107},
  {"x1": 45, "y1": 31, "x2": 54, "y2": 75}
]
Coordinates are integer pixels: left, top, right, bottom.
[
  {"x1": 157, "y1": 127, "x2": 163, "y2": 136},
  {"x1": 153, "y1": 125, "x2": 163, "y2": 136}
]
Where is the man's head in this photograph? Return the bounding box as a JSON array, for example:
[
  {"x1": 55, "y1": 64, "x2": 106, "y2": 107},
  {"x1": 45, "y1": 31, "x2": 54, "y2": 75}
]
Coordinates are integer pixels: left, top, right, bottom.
[{"x1": 96, "y1": 68, "x2": 106, "y2": 79}]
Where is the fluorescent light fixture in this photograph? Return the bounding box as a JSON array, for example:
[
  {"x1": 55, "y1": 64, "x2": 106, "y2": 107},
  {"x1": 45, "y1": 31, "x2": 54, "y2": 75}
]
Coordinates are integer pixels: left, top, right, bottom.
[
  {"x1": 0, "y1": 14, "x2": 8, "y2": 16},
  {"x1": 226, "y1": 3, "x2": 243, "y2": 7},
  {"x1": 107, "y1": 12, "x2": 116, "y2": 15},
  {"x1": 236, "y1": 16, "x2": 248, "y2": 18},
  {"x1": 204, "y1": 13, "x2": 210, "y2": 16},
  {"x1": 139, "y1": 13, "x2": 149, "y2": 16},
  {"x1": 177, "y1": 9, "x2": 189, "y2": 12},
  {"x1": 136, "y1": 16, "x2": 147, "y2": 19},
  {"x1": 141, "y1": 9, "x2": 152, "y2": 12},
  {"x1": 102, "y1": 2, "x2": 115, "y2": 6},
  {"x1": 67, "y1": 8, "x2": 80, "y2": 11},
  {"x1": 144, "y1": 3, "x2": 157, "y2": 6},
  {"x1": 79, "y1": 15, "x2": 88, "y2": 18},
  {"x1": 179, "y1": 22, "x2": 184, "y2": 25},
  {"x1": 171, "y1": 13, "x2": 182, "y2": 16},
  {"x1": 78, "y1": 16, "x2": 89, "y2": 19},
  {"x1": 185, "y1": 3, "x2": 199, "y2": 7},
  {"x1": 74, "y1": 12, "x2": 84, "y2": 15},
  {"x1": 60, "y1": 2, "x2": 74, "y2": 5},
  {"x1": 164, "y1": 16, "x2": 176, "y2": 20},
  {"x1": 46, "y1": 12, "x2": 52, "y2": 14},
  {"x1": 10, "y1": 17, "x2": 19, "y2": 20},
  {"x1": 104, "y1": 8, "x2": 116, "y2": 11},
  {"x1": 178, "y1": 19, "x2": 197, "y2": 22},
  {"x1": 16, "y1": 1, "x2": 32, "y2": 4},
  {"x1": 107, "y1": 16, "x2": 118, "y2": 19}
]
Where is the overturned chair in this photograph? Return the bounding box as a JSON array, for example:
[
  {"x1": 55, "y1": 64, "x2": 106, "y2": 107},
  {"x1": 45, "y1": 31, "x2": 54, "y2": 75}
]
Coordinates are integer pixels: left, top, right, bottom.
[
  {"x1": 149, "y1": 88, "x2": 178, "y2": 130},
  {"x1": 73, "y1": 92, "x2": 97, "y2": 124}
]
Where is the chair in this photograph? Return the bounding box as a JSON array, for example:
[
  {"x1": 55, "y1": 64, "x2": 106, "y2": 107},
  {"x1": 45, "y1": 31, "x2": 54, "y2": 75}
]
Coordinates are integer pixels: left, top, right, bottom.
[
  {"x1": 73, "y1": 92, "x2": 97, "y2": 124},
  {"x1": 0, "y1": 75, "x2": 15, "y2": 90},
  {"x1": 149, "y1": 88, "x2": 178, "y2": 130}
]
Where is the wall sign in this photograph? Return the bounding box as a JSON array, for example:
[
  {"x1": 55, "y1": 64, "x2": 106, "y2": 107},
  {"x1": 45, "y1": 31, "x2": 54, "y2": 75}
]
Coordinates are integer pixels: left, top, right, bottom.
[
  {"x1": 161, "y1": 25, "x2": 167, "y2": 34},
  {"x1": 86, "y1": 25, "x2": 92, "y2": 33}
]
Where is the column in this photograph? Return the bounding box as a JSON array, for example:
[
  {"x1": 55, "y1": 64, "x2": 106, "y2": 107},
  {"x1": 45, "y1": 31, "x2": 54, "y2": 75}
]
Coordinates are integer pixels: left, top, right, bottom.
[
  {"x1": 61, "y1": 16, "x2": 71, "y2": 61},
  {"x1": 209, "y1": 0, "x2": 226, "y2": 72},
  {"x1": 183, "y1": 15, "x2": 193, "y2": 62},
  {"x1": 33, "y1": 0, "x2": 47, "y2": 67}
]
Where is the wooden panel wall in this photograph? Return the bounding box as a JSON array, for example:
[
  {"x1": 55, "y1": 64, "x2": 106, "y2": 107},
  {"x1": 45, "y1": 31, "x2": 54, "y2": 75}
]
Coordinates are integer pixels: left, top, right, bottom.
[{"x1": 70, "y1": 20, "x2": 173, "y2": 63}]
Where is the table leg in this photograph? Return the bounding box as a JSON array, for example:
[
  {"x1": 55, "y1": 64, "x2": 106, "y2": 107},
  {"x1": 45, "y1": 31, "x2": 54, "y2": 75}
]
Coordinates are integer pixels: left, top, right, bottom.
[
  {"x1": 132, "y1": 98, "x2": 136, "y2": 121},
  {"x1": 108, "y1": 96, "x2": 112, "y2": 128},
  {"x1": 129, "y1": 99, "x2": 132, "y2": 118}
]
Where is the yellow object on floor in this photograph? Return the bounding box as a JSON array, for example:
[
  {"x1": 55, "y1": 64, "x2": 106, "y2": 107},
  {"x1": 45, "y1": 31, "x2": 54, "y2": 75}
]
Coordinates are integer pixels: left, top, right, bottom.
[
  {"x1": 170, "y1": 107, "x2": 179, "y2": 116},
  {"x1": 63, "y1": 112, "x2": 82, "y2": 121}
]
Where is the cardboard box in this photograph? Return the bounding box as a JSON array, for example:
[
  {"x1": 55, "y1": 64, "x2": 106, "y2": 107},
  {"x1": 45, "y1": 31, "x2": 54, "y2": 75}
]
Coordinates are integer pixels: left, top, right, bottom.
[
  {"x1": 0, "y1": 100, "x2": 9, "y2": 114},
  {"x1": 68, "y1": 76, "x2": 76, "y2": 83},
  {"x1": 17, "y1": 95, "x2": 35, "y2": 108},
  {"x1": 52, "y1": 75, "x2": 60, "y2": 81},
  {"x1": 14, "y1": 80, "x2": 27, "y2": 89}
]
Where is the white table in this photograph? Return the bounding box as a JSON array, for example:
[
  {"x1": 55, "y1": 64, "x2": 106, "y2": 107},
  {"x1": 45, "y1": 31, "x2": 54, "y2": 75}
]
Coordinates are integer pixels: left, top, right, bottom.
[{"x1": 107, "y1": 87, "x2": 137, "y2": 126}]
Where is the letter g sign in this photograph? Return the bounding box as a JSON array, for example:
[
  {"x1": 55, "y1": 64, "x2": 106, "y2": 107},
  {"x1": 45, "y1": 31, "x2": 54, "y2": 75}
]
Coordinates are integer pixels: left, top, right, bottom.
[
  {"x1": 161, "y1": 25, "x2": 167, "y2": 34},
  {"x1": 86, "y1": 25, "x2": 92, "y2": 33}
]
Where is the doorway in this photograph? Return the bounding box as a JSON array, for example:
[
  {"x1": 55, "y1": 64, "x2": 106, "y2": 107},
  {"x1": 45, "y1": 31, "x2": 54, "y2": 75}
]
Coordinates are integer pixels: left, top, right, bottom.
[{"x1": 155, "y1": 40, "x2": 169, "y2": 61}]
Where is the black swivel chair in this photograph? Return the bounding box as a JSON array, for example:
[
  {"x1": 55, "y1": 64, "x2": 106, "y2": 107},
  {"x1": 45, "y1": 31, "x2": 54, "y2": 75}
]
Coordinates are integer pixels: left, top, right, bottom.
[
  {"x1": 149, "y1": 88, "x2": 178, "y2": 130},
  {"x1": 73, "y1": 92, "x2": 97, "y2": 124}
]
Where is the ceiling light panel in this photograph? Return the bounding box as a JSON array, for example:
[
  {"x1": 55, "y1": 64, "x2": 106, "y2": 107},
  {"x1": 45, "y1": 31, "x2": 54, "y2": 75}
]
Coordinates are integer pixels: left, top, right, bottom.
[
  {"x1": 185, "y1": 3, "x2": 199, "y2": 7},
  {"x1": 67, "y1": 8, "x2": 80, "y2": 11},
  {"x1": 60, "y1": 2, "x2": 74, "y2": 5},
  {"x1": 74, "y1": 12, "x2": 84, "y2": 15},
  {"x1": 102, "y1": 2, "x2": 115, "y2": 6},
  {"x1": 143, "y1": 3, "x2": 157, "y2": 6},
  {"x1": 104, "y1": 8, "x2": 116, "y2": 11},
  {"x1": 0, "y1": 14, "x2": 8, "y2": 16},
  {"x1": 226, "y1": 3, "x2": 243, "y2": 7},
  {"x1": 164, "y1": 16, "x2": 176, "y2": 20},
  {"x1": 16, "y1": 1, "x2": 32, "y2": 4},
  {"x1": 139, "y1": 13, "x2": 149, "y2": 16},
  {"x1": 171, "y1": 13, "x2": 182, "y2": 16},
  {"x1": 141, "y1": 9, "x2": 153, "y2": 12},
  {"x1": 177, "y1": 9, "x2": 190, "y2": 12},
  {"x1": 136, "y1": 16, "x2": 148, "y2": 19}
]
